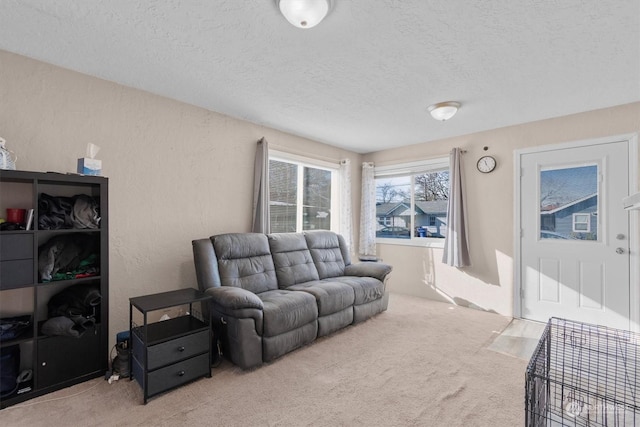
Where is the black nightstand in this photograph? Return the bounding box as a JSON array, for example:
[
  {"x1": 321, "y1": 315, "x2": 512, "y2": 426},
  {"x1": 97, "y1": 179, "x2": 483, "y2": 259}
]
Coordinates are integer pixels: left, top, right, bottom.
[{"x1": 129, "y1": 288, "x2": 212, "y2": 404}]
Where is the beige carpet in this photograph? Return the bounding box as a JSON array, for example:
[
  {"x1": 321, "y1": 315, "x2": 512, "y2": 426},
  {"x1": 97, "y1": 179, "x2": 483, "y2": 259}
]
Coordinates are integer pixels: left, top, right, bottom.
[{"x1": 2, "y1": 294, "x2": 528, "y2": 426}]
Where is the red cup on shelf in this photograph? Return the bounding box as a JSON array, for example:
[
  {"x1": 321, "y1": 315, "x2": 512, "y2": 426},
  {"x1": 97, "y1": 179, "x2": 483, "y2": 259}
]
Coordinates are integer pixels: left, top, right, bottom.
[{"x1": 6, "y1": 208, "x2": 26, "y2": 224}]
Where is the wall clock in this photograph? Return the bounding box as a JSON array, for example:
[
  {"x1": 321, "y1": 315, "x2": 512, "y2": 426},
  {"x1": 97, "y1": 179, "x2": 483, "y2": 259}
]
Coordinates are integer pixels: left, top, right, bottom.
[{"x1": 477, "y1": 155, "x2": 496, "y2": 173}]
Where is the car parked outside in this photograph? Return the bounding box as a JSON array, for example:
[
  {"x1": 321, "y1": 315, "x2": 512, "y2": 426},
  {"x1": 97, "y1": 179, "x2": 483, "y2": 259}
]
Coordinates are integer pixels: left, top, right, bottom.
[{"x1": 377, "y1": 226, "x2": 410, "y2": 238}]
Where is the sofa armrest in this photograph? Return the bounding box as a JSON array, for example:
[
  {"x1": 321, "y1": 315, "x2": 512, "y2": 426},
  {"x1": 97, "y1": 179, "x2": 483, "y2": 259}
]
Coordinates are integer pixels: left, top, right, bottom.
[
  {"x1": 204, "y1": 287, "x2": 264, "y2": 311},
  {"x1": 344, "y1": 262, "x2": 393, "y2": 282},
  {"x1": 206, "y1": 287, "x2": 265, "y2": 366}
]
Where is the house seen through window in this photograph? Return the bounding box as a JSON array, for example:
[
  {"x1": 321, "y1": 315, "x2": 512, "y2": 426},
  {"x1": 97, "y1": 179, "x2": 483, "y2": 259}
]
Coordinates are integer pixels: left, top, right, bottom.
[
  {"x1": 375, "y1": 158, "x2": 449, "y2": 242},
  {"x1": 269, "y1": 154, "x2": 337, "y2": 233}
]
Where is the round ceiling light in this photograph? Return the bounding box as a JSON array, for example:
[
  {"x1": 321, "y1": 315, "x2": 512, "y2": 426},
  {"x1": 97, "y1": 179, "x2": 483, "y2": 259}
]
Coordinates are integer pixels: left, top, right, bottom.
[
  {"x1": 278, "y1": 0, "x2": 330, "y2": 29},
  {"x1": 428, "y1": 101, "x2": 461, "y2": 121}
]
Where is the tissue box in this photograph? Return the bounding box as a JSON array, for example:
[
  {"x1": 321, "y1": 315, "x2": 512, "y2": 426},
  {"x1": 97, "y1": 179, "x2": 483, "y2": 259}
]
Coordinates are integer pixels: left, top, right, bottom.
[{"x1": 77, "y1": 158, "x2": 102, "y2": 175}]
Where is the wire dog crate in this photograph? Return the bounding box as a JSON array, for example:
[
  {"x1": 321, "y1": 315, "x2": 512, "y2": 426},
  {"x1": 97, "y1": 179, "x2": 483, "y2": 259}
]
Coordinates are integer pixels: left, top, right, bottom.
[{"x1": 526, "y1": 318, "x2": 639, "y2": 426}]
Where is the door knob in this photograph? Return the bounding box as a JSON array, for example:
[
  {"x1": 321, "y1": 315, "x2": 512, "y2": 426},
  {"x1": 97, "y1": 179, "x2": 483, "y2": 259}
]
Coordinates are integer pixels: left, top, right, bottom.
[{"x1": 616, "y1": 247, "x2": 625, "y2": 254}]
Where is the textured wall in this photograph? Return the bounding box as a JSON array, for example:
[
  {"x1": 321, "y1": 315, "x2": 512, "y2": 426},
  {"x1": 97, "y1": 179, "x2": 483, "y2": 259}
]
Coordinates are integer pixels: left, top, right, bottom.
[
  {"x1": 0, "y1": 50, "x2": 362, "y2": 344},
  {"x1": 365, "y1": 102, "x2": 640, "y2": 316}
]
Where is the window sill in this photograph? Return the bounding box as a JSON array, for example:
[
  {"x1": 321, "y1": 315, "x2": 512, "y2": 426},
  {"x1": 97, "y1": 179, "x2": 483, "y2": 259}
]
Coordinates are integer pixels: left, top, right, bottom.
[{"x1": 376, "y1": 238, "x2": 445, "y2": 249}]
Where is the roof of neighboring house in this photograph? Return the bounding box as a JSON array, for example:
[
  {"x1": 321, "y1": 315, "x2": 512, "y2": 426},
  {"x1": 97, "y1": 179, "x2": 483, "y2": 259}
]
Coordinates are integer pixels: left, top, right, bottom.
[
  {"x1": 377, "y1": 200, "x2": 448, "y2": 217},
  {"x1": 397, "y1": 200, "x2": 449, "y2": 217},
  {"x1": 376, "y1": 202, "x2": 408, "y2": 216},
  {"x1": 541, "y1": 193, "x2": 597, "y2": 214},
  {"x1": 415, "y1": 200, "x2": 449, "y2": 214}
]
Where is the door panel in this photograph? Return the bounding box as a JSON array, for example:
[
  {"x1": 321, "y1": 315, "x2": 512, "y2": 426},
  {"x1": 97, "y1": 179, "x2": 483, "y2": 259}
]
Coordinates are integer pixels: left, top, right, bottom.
[
  {"x1": 579, "y1": 261, "x2": 603, "y2": 309},
  {"x1": 538, "y1": 258, "x2": 560, "y2": 303},
  {"x1": 520, "y1": 141, "x2": 630, "y2": 329}
]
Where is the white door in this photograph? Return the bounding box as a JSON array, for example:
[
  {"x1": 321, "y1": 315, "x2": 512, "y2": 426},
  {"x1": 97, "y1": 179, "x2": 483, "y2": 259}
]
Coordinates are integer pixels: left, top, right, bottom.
[{"x1": 520, "y1": 140, "x2": 630, "y2": 330}]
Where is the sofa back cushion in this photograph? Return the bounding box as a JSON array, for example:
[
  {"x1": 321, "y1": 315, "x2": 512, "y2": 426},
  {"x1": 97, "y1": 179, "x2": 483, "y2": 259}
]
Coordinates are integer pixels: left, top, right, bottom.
[
  {"x1": 212, "y1": 233, "x2": 278, "y2": 293},
  {"x1": 268, "y1": 233, "x2": 320, "y2": 288},
  {"x1": 304, "y1": 231, "x2": 346, "y2": 279}
]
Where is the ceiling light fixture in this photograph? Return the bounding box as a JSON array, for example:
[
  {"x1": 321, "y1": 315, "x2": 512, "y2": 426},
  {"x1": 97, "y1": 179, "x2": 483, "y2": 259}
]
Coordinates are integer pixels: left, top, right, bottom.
[
  {"x1": 278, "y1": 0, "x2": 330, "y2": 29},
  {"x1": 428, "y1": 101, "x2": 461, "y2": 121}
]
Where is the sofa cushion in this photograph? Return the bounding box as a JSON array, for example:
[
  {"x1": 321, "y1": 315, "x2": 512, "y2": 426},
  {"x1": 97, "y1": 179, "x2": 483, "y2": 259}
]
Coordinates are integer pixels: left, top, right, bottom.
[
  {"x1": 258, "y1": 290, "x2": 318, "y2": 337},
  {"x1": 304, "y1": 231, "x2": 346, "y2": 279},
  {"x1": 268, "y1": 233, "x2": 320, "y2": 288},
  {"x1": 325, "y1": 276, "x2": 385, "y2": 305},
  {"x1": 213, "y1": 233, "x2": 278, "y2": 293},
  {"x1": 287, "y1": 280, "x2": 355, "y2": 316}
]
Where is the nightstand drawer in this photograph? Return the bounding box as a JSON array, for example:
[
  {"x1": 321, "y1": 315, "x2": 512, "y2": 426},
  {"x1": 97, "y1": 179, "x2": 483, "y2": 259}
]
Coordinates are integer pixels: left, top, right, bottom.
[
  {"x1": 146, "y1": 353, "x2": 209, "y2": 397},
  {"x1": 147, "y1": 330, "x2": 209, "y2": 370}
]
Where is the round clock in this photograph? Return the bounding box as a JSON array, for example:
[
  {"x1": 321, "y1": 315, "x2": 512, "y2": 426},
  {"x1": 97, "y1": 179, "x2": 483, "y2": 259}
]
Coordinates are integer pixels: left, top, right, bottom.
[{"x1": 477, "y1": 155, "x2": 496, "y2": 173}]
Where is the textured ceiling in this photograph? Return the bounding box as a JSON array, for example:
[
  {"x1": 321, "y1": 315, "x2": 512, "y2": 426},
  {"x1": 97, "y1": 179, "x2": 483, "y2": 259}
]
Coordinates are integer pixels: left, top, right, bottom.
[{"x1": 0, "y1": 0, "x2": 638, "y2": 153}]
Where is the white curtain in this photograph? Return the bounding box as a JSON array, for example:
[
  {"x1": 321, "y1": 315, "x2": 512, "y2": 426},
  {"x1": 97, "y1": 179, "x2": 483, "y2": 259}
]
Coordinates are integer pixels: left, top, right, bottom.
[
  {"x1": 442, "y1": 148, "x2": 471, "y2": 267},
  {"x1": 359, "y1": 162, "x2": 377, "y2": 258},
  {"x1": 339, "y1": 159, "x2": 353, "y2": 253},
  {"x1": 251, "y1": 137, "x2": 270, "y2": 234}
]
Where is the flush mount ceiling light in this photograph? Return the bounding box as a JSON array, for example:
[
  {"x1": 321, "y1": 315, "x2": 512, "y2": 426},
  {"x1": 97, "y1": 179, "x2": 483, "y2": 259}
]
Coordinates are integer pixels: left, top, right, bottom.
[
  {"x1": 428, "y1": 101, "x2": 461, "y2": 121},
  {"x1": 278, "y1": 0, "x2": 330, "y2": 29}
]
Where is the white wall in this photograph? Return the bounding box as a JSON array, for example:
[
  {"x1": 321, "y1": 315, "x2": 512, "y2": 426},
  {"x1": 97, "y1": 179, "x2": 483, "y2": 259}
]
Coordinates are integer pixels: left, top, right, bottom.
[
  {"x1": 0, "y1": 50, "x2": 363, "y2": 343},
  {"x1": 365, "y1": 103, "x2": 640, "y2": 316}
]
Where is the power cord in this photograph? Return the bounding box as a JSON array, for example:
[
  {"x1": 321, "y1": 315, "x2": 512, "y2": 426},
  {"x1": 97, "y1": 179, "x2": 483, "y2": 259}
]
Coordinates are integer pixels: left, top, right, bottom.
[
  {"x1": 212, "y1": 338, "x2": 223, "y2": 368},
  {"x1": 3, "y1": 380, "x2": 101, "y2": 409}
]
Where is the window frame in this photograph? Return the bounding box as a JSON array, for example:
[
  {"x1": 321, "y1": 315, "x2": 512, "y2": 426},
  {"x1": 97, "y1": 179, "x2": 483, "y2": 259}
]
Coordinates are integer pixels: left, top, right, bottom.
[
  {"x1": 374, "y1": 157, "x2": 450, "y2": 248},
  {"x1": 269, "y1": 150, "x2": 340, "y2": 233}
]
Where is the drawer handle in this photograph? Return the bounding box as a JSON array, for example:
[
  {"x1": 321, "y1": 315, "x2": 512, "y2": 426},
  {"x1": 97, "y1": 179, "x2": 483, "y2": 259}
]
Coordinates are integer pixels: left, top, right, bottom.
[
  {"x1": 178, "y1": 370, "x2": 185, "y2": 377},
  {"x1": 178, "y1": 346, "x2": 185, "y2": 352}
]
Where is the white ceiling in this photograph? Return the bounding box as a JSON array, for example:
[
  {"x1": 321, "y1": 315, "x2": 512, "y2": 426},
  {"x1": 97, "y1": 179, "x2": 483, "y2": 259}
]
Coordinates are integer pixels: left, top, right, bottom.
[{"x1": 1, "y1": 1, "x2": 639, "y2": 153}]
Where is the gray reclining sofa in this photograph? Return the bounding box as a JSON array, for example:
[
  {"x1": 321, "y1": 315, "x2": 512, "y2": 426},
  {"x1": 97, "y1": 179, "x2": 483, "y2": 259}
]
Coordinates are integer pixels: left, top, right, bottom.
[{"x1": 192, "y1": 230, "x2": 392, "y2": 369}]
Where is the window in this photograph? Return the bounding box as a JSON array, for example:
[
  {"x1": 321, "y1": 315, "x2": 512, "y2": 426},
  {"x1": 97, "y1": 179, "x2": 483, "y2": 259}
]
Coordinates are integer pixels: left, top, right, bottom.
[
  {"x1": 374, "y1": 157, "x2": 449, "y2": 245},
  {"x1": 269, "y1": 152, "x2": 339, "y2": 233},
  {"x1": 540, "y1": 164, "x2": 598, "y2": 241},
  {"x1": 541, "y1": 214, "x2": 556, "y2": 231},
  {"x1": 572, "y1": 213, "x2": 591, "y2": 232}
]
